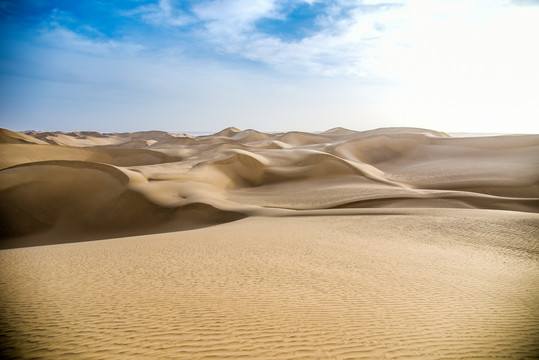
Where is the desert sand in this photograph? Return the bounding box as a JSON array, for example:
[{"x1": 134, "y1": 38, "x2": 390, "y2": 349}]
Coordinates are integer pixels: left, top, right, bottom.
[{"x1": 1, "y1": 127, "x2": 538, "y2": 359}]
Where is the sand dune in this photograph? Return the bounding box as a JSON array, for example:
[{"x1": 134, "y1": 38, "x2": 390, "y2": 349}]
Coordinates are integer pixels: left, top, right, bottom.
[
  {"x1": 1, "y1": 127, "x2": 537, "y2": 245},
  {"x1": 1, "y1": 127, "x2": 538, "y2": 359}
]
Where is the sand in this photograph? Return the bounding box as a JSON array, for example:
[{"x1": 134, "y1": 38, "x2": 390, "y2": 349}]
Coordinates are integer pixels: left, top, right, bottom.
[{"x1": 1, "y1": 127, "x2": 538, "y2": 359}]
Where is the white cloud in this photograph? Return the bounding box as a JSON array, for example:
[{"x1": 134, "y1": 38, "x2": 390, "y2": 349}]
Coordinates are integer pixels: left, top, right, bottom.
[
  {"x1": 116, "y1": 0, "x2": 404, "y2": 76},
  {"x1": 173, "y1": 0, "x2": 539, "y2": 86},
  {"x1": 194, "y1": 0, "x2": 280, "y2": 23},
  {"x1": 186, "y1": 0, "x2": 390, "y2": 76},
  {"x1": 123, "y1": 0, "x2": 193, "y2": 27},
  {"x1": 37, "y1": 25, "x2": 145, "y2": 56}
]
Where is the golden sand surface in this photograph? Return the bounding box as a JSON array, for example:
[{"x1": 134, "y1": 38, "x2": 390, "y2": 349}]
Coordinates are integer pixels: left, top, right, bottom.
[{"x1": 1, "y1": 127, "x2": 538, "y2": 359}]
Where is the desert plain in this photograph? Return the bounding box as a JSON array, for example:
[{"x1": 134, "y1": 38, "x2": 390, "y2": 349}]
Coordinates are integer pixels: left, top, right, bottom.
[{"x1": 0, "y1": 127, "x2": 538, "y2": 359}]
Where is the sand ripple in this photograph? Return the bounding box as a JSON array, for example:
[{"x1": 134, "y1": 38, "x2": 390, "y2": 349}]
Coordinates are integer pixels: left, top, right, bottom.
[{"x1": 1, "y1": 213, "x2": 538, "y2": 359}]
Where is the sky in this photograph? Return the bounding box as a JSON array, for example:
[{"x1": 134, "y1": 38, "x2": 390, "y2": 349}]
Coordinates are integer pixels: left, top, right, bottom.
[{"x1": 1, "y1": 0, "x2": 538, "y2": 133}]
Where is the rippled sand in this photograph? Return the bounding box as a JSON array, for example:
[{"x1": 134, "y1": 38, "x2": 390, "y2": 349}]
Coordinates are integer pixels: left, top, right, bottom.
[{"x1": 1, "y1": 127, "x2": 538, "y2": 358}]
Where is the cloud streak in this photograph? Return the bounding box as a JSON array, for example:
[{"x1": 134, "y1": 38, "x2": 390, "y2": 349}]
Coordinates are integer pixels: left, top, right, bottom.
[
  {"x1": 115, "y1": 0, "x2": 404, "y2": 76},
  {"x1": 123, "y1": 0, "x2": 194, "y2": 27}
]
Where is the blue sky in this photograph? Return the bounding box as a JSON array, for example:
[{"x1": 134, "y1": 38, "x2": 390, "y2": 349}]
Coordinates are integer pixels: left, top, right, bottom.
[{"x1": 1, "y1": 0, "x2": 538, "y2": 133}]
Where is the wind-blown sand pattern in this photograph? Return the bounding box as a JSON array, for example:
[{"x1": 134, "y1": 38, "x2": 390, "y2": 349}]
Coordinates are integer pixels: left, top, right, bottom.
[{"x1": 1, "y1": 127, "x2": 538, "y2": 359}]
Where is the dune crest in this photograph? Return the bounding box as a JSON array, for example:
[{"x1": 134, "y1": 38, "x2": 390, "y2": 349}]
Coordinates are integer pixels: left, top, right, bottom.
[{"x1": 1, "y1": 127, "x2": 538, "y2": 247}]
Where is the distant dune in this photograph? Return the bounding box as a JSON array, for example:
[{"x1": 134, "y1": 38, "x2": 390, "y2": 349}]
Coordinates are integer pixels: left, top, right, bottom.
[
  {"x1": 1, "y1": 127, "x2": 538, "y2": 247},
  {"x1": 1, "y1": 127, "x2": 538, "y2": 359}
]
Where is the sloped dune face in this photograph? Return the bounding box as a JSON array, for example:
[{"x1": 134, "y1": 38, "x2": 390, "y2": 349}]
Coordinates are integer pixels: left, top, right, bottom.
[{"x1": 0, "y1": 127, "x2": 538, "y2": 246}]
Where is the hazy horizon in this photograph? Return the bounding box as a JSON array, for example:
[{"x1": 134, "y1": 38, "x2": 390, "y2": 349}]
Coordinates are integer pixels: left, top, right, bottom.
[{"x1": 10, "y1": 127, "x2": 536, "y2": 137}]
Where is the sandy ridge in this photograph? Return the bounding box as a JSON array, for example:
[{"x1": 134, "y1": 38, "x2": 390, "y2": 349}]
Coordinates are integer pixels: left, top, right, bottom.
[{"x1": 1, "y1": 127, "x2": 538, "y2": 247}]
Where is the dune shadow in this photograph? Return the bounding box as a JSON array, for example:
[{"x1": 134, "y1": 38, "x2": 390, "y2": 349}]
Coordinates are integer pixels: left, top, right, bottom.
[{"x1": 0, "y1": 204, "x2": 247, "y2": 249}]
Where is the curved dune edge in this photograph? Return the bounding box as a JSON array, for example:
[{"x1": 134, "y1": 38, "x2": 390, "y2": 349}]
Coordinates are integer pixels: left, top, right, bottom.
[
  {"x1": 1, "y1": 127, "x2": 538, "y2": 247},
  {"x1": 0, "y1": 161, "x2": 246, "y2": 247}
]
